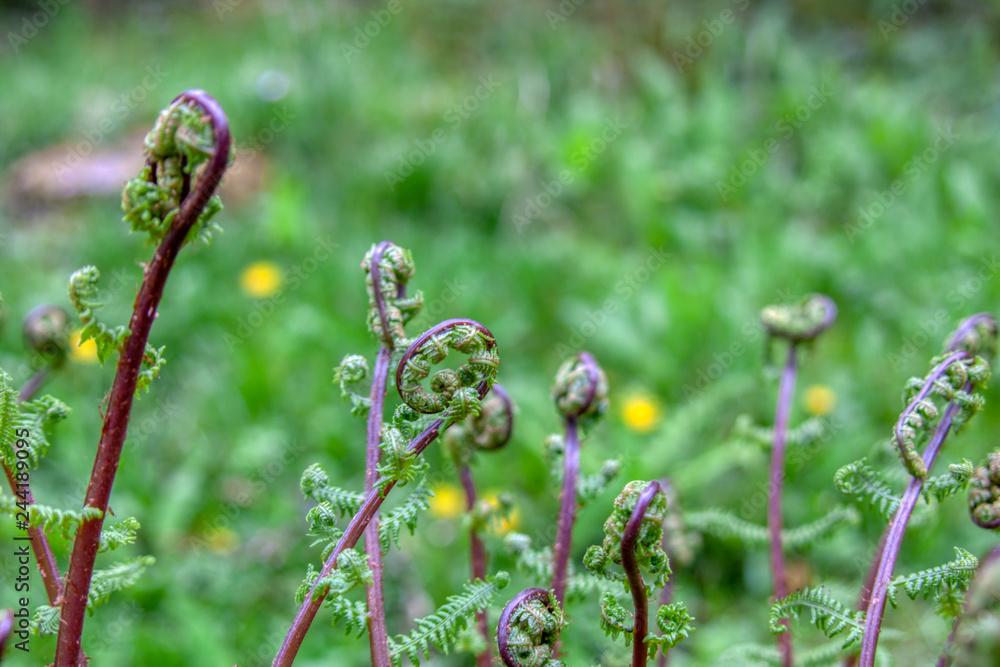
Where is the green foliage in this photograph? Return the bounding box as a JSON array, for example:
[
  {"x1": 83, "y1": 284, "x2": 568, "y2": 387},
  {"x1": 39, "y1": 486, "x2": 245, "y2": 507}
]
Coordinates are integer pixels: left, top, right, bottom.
[
  {"x1": 769, "y1": 587, "x2": 865, "y2": 649},
  {"x1": 887, "y1": 547, "x2": 978, "y2": 609},
  {"x1": 503, "y1": 532, "x2": 608, "y2": 600},
  {"x1": 719, "y1": 642, "x2": 849, "y2": 666},
  {"x1": 376, "y1": 421, "x2": 430, "y2": 494},
  {"x1": 684, "y1": 506, "x2": 859, "y2": 550},
  {"x1": 576, "y1": 459, "x2": 622, "y2": 507},
  {"x1": 923, "y1": 459, "x2": 975, "y2": 503},
  {"x1": 29, "y1": 605, "x2": 61, "y2": 636},
  {"x1": 835, "y1": 459, "x2": 901, "y2": 522},
  {"x1": 379, "y1": 482, "x2": 432, "y2": 553},
  {"x1": 387, "y1": 573, "x2": 509, "y2": 666},
  {"x1": 300, "y1": 463, "x2": 365, "y2": 518},
  {"x1": 0, "y1": 371, "x2": 19, "y2": 465},
  {"x1": 87, "y1": 556, "x2": 156, "y2": 613},
  {"x1": 295, "y1": 549, "x2": 373, "y2": 604},
  {"x1": 732, "y1": 414, "x2": 832, "y2": 453},
  {"x1": 16, "y1": 395, "x2": 71, "y2": 466},
  {"x1": 328, "y1": 597, "x2": 370, "y2": 638}
]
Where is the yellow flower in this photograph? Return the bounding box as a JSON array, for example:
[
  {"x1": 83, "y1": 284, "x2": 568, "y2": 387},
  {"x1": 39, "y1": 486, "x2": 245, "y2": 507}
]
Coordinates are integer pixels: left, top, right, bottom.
[
  {"x1": 203, "y1": 527, "x2": 239, "y2": 555},
  {"x1": 68, "y1": 329, "x2": 98, "y2": 363},
  {"x1": 429, "y1": 483, "x2": 464, "y2": 520},
  {"x1": 621, "y1": 393, "x2": 662, "y2": 433},
  {"x1": 804, "y1": 385, "x2": 836, "y2": 416},
  {"x1": 240, "y1": 261, "x2": 282, "y2": 298},
  {"x1": 481, "y1": 490, "x2": 520, "y2": 535}
]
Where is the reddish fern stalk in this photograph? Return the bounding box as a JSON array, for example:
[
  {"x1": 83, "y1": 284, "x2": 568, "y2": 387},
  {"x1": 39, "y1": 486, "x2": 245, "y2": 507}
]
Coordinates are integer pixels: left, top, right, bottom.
[{"x1": 55, "y1": 90, "x2": 232, "y2": 667}]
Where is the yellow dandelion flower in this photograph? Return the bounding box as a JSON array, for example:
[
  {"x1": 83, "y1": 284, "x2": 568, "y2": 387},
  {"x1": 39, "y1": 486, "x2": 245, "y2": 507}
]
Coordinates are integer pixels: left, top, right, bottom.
[
  {"x1": 429, "y1": 483, "x2": 465, "y2": 520},
  {"x1": 481, "y1": 490, "x2": 521, "y2": 535},
  {"x1": 68, "y1": 329, "x2": 98, "y2": 364},
  {"x1": 804, "y1": 385, "x2": 836, "y2": 416},
  {"x1": 204, "y1": 527, "x2": 239, "y2": 554},
  {"x1": 621, "y1": 393, "x2": 662, "y2": 433},
  {"x1": 240, "y1": 261, "x2": 282, "y2": 298}
]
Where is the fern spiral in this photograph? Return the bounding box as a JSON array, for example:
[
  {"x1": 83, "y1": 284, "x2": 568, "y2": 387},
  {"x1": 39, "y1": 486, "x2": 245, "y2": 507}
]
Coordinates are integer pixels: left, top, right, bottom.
[
  {"x1": 496, "y1": 588, "x2": 565, "y2": 667},
  {"x1": 363, "y1": 240, "x2": 424, "y2": 348},
  {"x1": 968, "y1": 451, "x2": 1000, "y2": 529}
]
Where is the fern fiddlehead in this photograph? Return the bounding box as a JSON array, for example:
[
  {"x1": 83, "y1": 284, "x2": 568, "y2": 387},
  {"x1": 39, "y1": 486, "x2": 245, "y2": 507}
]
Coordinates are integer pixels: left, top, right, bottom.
[
  {"x1": 55, "y1": 89, "x2": 232, "y2": 667},
  {"x1": 19, "y1": 304, "x2": 70, "y2": 400},
  {"x1": 276, "y1": 318, "x2": 500, "y2": 667},
  {"x1": 444, "y1": 383, "x2": 515, "y2": 667},
  {"x1": 584, "y1": 480, "x2": 693, "y2": 665},
  {"x1": 360, "y1": 241, "x2": 424, "y2": 667},
  {"x1": 760, "y1": 294, "x2": 837, "y2": 667},
  {"x1": 551, "y1": 351, "x2": 608, "y2": 607},
  {"x1": 968, "y1": 451, "x2": 1000, "y2": 529},
  {"x1": 497, "y1": 588, "x2": 566, "y2": 667},
  {"x1": 857, "y1": 314, "x2": 996, "y2": 667}
]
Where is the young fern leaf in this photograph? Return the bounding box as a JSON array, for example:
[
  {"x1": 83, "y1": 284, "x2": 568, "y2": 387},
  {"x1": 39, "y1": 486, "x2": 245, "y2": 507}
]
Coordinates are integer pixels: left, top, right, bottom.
[
  {"x1": 922, "y1": 460, "x2": 975, "y2": 504},
  {"x1": 29, "y1": 605, "x2": 61, "y2": 636},
  {"x1": 886, "y1": 547, "x2": 978, "y2": 608},
  {"x1": 387, "y1": 573, "x2": 509, "y2": 666},
  {"x1": 577, "y1": 459, "x2": 622, "y2": 507},
  {"x1": 684, "y1": 506, "x2": 859, "y2": 550},
  {"x1": 496, "y1": 588, "x2": 566, "y2": 667},
  {"x1": 295, "y1": 550, "x2": 373, "y2": 603},
  {"x1": 68, "y1": 267, "x2": 166, "y2": 392},
  {"x1": 835, "y1": 459, "x2": 901, "y2": 522},
  {"x1": 0, "y1": 495, "x2": 103, "y2": 539},
  {"x1": 12, "y1": 395, "x2": 71, "y2": 466},
  {"x1": 648, "y1": 602, "x2": 696, "y2": 655},
  {"x1": 97, "y1": 517, "x2": 141, "y2": 553},
  {"x1": 378, "y1": 482, "x2": 432, "y2": 554},
  {"x1": 300, "y1": 463, "x2": 365, "y2": 517},
  {"x1": 769, "y1": 587, "x2": 865, "y2": 649},
  {"x1": 328, "y1": 597, "x2": 369, "y2": 638},
  {"x1": 376, "y1": 423, "x2": 429, "y2": 494},
  {"x1": 86, "y1": 555, "x2": 156, "y2": 613},
  {"x1": 333, "y1": 354, "x2": 371, "y2": 419},
  {"x1": 0, "y1": 372, "x2": 19, "y2": 465},
  {"x1": 733, "y1": 414, "x2": 832, "y2": 452}
]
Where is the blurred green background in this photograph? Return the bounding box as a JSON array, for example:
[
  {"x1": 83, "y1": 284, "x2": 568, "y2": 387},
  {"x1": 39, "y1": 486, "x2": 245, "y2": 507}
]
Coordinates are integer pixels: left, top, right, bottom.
[{"x1": 3, "y1": 0, "x2": 1000, "y2": 664}]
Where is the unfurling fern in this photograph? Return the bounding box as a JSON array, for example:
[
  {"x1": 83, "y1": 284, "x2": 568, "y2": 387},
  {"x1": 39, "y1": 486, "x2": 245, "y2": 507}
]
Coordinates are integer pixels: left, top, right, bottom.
[
  {"x1": 769, "y1": 587, "x2": 865, "y2": 649},
  {"x1": 97, "y1": 517, "x2": 142, "y2": 553},
  {"x1": 887, "y1": 547, "x2": 978, "y2": 608},
  {"x1": 68, "y1": 267, "x2": 166, "y2": 392},
  {"x1": 387, "y1": 573, "x2": 509, "y2": 666},
  {"x1": 838, "y1": 457, "x2": 976, "y2": 522},
  {"x1": 684, "y1": 506, "x2": 859, "y2": 550},
  {"x1": 496, "y1": 587, "x2": 566, "y2": 667},
  {"x1": 328, "y1": 597, "x2": 369, "y2": 638},
  {"x1": 300, "y1": 464, "x2": 365, "y2": 517},
  {"x1": 379, "y1": 483, "x2": 432, "y2": 553},
  {"x1": 333, "y1": 354, "x2": 371, "y2": 418}
]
